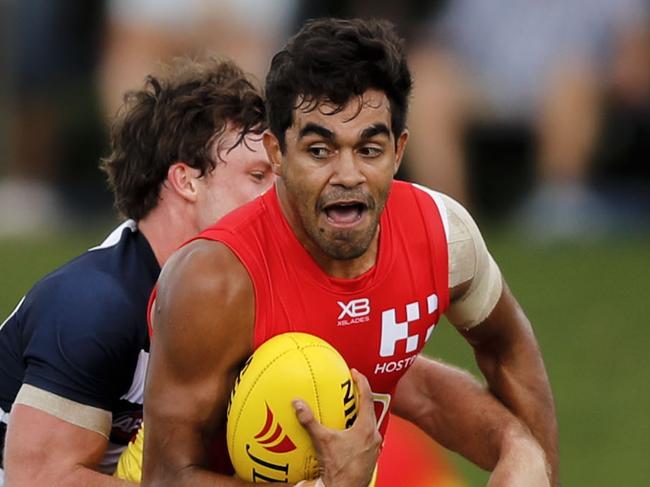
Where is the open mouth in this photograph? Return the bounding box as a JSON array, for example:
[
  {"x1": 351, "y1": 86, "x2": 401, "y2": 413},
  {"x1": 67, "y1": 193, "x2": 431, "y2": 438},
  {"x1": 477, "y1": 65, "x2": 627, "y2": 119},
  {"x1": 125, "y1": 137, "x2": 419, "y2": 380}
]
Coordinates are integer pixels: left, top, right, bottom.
[{"x1": 323, "y1": 201, "x2": 367, "y2": 227}]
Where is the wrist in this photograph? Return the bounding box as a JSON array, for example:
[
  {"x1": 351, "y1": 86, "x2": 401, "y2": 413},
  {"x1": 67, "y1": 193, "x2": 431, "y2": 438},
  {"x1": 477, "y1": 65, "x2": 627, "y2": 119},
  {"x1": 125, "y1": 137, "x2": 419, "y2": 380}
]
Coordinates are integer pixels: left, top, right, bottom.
[{"x1": 500, "y1": 425, "x2": 550, "y2": 480}]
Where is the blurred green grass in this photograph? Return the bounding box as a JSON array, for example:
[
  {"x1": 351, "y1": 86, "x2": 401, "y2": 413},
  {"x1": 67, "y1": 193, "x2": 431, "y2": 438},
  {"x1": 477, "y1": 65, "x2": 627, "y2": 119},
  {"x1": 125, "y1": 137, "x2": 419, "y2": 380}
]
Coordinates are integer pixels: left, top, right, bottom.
[{"x1": 1, "y1": 230, "x2": 649, "y2": 485}]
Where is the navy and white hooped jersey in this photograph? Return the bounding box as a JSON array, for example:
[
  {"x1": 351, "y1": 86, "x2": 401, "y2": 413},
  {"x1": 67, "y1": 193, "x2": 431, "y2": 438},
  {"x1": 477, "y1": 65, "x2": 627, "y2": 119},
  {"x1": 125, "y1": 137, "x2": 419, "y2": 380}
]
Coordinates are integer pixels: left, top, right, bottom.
[{"x1": 0, "y1": 220, "x2": 160, "y2": 473}]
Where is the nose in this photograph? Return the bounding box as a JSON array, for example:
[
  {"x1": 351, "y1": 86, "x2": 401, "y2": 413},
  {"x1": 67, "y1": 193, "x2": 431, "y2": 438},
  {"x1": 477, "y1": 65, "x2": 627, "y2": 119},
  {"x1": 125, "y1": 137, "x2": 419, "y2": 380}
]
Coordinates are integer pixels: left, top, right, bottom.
[{"x1": 330, "y1": 149, "x2": 366, "y2": 188}]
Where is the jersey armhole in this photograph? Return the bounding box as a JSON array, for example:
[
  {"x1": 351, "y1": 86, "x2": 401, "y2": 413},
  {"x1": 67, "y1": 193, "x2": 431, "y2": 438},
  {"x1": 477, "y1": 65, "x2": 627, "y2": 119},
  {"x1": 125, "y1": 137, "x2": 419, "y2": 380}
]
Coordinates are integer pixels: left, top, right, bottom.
[
  {"x1": 410, "y1": 183, "x2": 450, "y2": 313},
  {"x1": 412, "y1": 183, "x2": 450, "y2": 240}
]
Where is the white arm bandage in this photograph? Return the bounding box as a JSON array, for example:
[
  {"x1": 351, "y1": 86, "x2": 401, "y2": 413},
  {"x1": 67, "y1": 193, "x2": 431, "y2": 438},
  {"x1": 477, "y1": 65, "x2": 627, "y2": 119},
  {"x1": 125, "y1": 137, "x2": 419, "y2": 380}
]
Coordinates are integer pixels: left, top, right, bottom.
[
  {"x1": 438, "y1": 194, "x2": 503, "y2": 330},
  {"x1": 14, "y1": 384, "x2": 112, "y2": 438}
]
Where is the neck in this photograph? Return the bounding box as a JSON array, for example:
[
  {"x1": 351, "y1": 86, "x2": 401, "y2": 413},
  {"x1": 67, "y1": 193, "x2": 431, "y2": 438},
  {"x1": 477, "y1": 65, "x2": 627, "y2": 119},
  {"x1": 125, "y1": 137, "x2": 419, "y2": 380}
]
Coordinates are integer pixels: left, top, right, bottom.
[
  {"x1": 137, "y1": 200, "x2": 198, "y2": 267},
  {"x1": 275, "y1": 184, "x2": 380, "y2": 279}
]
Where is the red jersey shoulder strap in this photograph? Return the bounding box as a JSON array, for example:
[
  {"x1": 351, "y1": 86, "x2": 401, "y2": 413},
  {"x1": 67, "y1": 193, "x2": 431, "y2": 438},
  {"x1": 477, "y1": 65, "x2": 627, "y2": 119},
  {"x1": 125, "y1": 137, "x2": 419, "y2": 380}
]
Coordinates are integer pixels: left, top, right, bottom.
[{"x1": 390, "y1": 182, "x2": 450, "y2": 314}]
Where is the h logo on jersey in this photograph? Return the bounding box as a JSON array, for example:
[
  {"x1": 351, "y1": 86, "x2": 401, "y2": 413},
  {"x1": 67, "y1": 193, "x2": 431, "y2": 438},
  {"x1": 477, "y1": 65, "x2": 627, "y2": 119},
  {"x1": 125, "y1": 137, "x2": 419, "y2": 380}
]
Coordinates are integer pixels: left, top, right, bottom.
[{"x1": 379, "y1": 293, "x2": 438, "y2": 357}]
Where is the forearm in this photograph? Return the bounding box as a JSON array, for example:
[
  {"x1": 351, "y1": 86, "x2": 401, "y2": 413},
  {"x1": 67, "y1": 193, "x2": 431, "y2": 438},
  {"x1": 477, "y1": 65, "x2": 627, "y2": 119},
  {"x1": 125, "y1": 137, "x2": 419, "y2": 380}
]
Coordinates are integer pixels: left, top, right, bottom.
[
  {"x1": 393, "y1": 356, "x2": 551, "y2": 485},
  {"x1": 474, "y1": 335, "x2": 555, "y2": 443},
  {"x1": 393, "y1": 356, "x2": 515, "y2": 469},
  {"x1": 463, "y1": 287, "x2": 558, "y2": 484},
  {"x1": 473, "y1": 341, "x2": 556, "y2": 482}
]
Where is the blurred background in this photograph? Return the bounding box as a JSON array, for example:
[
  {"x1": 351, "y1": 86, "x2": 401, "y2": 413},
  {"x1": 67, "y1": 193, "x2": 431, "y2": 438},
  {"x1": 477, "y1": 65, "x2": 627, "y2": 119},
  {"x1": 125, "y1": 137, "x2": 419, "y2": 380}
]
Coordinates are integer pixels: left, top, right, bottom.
[{"x1": 1, "y1": 1, "x2": 649, "y2": 485}]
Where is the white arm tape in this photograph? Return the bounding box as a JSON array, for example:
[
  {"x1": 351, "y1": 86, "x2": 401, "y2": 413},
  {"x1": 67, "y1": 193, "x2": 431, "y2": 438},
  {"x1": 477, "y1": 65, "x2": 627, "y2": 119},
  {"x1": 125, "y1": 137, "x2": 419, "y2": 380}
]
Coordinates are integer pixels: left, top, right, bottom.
[
  {"x1": 14, "y1": 384, "x2": 112, "y2": 438},
  {"x1": 440, "y1": 193, "x2": 503, "y2": 330}
]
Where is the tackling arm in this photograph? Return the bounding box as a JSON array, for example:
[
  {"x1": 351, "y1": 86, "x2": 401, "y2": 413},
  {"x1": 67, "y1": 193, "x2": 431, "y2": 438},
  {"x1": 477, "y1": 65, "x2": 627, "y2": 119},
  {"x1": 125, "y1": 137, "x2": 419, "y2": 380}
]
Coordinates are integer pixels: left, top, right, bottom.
[
  {"x1": 460, "y1": 283, "x2": 558, "y2": 485},
  {"x1": 392, "y1": 356, "x2": 550, "y2": 486},
  {"x1": 4, "y1": 400, "x2": 133, "y2": 486},
  {"x1": 440, "y1": 193, "x2": 558, "y2": 484}
]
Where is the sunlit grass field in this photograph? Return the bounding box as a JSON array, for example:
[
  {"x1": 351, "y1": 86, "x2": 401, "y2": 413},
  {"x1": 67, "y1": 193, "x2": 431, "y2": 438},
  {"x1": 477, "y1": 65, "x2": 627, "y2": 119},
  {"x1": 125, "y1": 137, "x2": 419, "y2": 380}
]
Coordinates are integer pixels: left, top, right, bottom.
[{"x1": 1, "y1": 228, "x2": 649, "y2": 486}]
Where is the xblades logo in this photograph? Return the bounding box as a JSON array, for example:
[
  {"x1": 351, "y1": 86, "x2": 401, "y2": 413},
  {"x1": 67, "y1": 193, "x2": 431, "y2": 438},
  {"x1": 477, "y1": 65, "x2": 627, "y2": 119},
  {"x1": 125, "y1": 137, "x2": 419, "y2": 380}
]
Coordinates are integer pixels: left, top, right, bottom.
[
  {"x1": 253, "y1": 403, "x2": 297, "y2": 453},
  {"x1": 337, "y1": 298, "x2": 370, "y2": 326}
]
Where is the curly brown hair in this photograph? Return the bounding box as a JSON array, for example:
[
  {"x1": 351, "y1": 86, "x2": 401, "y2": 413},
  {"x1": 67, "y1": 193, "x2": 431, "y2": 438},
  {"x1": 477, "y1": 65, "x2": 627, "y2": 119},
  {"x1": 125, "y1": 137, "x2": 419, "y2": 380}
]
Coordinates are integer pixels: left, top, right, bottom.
[{"x1": 100, "y1": 58, "x2": 265, "y2": 220}]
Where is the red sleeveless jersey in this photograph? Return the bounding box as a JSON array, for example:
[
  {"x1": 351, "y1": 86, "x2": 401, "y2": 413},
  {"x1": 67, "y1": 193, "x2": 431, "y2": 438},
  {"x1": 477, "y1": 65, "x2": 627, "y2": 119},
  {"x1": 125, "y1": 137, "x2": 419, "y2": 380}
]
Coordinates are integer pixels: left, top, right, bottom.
[{"x1": 198, "y1": 180, "x2": 449, "y2": 436}]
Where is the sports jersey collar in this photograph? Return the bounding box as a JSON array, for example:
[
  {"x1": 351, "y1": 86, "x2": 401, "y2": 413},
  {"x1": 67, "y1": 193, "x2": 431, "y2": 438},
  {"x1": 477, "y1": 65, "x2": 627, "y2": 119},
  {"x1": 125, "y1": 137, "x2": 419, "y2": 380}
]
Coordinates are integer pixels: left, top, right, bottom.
[{"x1": 134, "y1": 228, "x2": 161, "y2": 284}]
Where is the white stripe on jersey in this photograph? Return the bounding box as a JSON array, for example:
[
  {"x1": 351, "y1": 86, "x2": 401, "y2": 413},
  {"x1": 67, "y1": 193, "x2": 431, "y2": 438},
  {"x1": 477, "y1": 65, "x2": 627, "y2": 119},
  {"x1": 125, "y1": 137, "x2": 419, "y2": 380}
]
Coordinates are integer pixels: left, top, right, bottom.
[
  {"x1": 0, "y1": 296, "x2": 25, "y2": 332},
  {"x1": 89, "y1": 220, "x2": 137, "y2": 252},
  {"x1": 120, "y1": 349, "x2": 148, "y2": 405},
  {"x1": 411, "y1": 183, "x2": 450, "y2": 239}
]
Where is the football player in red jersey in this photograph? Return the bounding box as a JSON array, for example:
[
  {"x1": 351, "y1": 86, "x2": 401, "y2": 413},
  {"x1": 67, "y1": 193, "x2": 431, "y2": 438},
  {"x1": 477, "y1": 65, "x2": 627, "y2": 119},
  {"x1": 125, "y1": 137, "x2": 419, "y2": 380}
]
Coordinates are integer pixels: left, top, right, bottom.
[{"x1": 143, "y1": 18, "x2": 557, "y2": 487}]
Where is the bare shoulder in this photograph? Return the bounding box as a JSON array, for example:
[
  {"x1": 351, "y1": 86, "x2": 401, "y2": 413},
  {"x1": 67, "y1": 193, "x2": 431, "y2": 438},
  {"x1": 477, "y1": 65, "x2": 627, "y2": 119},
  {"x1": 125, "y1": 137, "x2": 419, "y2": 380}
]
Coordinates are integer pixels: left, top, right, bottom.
[
  {"x1": 152, "y1": 238, "x2": 255, "y2": 369},
  {"x1": 157, "y1": 239, "x2": 250, "y2": 305}
]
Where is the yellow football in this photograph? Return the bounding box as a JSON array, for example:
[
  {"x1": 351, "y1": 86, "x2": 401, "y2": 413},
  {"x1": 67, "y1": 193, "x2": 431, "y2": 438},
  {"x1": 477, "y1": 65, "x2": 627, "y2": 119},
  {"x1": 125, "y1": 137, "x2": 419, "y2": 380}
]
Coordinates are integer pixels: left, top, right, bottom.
[{"x1": 226, "y1": 332, "x2": 358, "y2": 483}]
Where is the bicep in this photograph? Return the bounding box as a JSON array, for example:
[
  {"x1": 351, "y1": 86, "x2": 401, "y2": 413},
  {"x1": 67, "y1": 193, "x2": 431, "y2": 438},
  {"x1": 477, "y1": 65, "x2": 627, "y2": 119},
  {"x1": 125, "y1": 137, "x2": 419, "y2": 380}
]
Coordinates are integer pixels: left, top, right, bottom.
[
  {"x1": 4, "y1": 402, "x2": 109, "y2": 483},
  {"x1": 143, "y1": 241, "x2": 254, "y2": 479},
  {"x1": 143, "y1": 334, "x2": 239, "y2": 471}
]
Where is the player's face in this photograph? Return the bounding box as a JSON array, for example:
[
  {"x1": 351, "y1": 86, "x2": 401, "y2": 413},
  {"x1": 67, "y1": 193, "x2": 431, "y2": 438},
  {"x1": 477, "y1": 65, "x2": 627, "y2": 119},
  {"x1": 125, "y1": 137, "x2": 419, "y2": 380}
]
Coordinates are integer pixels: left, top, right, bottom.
[
  {"x1": 267, "y1": 90, "x2": 408, "y2": 273},
  {"x1": 196, "y1": 131, "x2": 274, "y2": 230}
]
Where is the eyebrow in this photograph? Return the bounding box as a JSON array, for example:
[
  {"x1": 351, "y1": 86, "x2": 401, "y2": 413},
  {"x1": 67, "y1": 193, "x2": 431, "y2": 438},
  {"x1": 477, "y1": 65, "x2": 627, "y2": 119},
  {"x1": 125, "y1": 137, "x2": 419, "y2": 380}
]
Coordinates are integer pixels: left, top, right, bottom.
[
  {"x1": 360, "y1": 123, "x2": 391, "y2": 141},
  {"x1": 298, "y1": 122, "x2": 391, "y2": 143},
  {"x1": 298, "y1": 123, "x2": 334, "y2": 141}
]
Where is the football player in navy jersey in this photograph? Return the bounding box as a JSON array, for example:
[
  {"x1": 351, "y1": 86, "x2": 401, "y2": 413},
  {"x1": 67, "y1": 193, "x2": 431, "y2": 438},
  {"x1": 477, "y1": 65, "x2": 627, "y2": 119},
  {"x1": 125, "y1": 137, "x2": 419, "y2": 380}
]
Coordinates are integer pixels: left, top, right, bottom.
[{"x1": 0, "y1": 57, "x2": 274, "y2": 486}]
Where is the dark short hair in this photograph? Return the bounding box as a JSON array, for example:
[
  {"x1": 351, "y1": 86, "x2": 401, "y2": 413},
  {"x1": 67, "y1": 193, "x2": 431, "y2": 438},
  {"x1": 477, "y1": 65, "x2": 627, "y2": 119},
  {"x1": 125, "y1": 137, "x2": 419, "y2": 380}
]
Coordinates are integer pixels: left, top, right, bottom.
[
  {"x1": 265, "y1": 18, "x2": 412, "y2": 151},
  {"x1": 101, "y1": 58, "x2": 265, "y2": 220}
]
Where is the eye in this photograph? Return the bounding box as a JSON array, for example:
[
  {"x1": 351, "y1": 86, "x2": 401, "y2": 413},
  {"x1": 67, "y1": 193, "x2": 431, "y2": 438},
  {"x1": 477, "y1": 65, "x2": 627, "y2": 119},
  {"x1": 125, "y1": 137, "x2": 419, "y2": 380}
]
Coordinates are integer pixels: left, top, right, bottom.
[
  {"x1": 250, "y1": 170, "x2": 268, "y2": 182},
  {"x1": 307, "y1": 146, "x2": 332, "y2": 159},
  {"x1": 358, "y1": 146, "x2": 383, "y2": 158}
]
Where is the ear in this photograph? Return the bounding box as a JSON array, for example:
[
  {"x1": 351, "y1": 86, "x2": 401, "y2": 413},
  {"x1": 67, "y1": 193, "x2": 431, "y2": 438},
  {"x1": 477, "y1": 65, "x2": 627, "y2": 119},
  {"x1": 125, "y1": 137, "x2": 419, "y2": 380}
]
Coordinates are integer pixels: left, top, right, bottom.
[
  {"x1": 263, "y1": 130, "x2": 284, "y2": 177},
  {"x1": 166, "y1": 163, "x2": 201, "y2": 202},
  {"x1": 393, "y1": 130, "x2": 409, "y2": 175}
]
